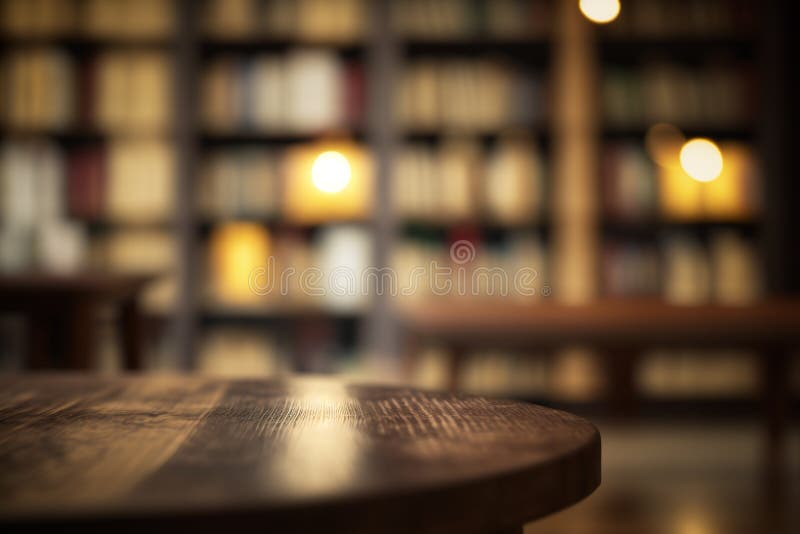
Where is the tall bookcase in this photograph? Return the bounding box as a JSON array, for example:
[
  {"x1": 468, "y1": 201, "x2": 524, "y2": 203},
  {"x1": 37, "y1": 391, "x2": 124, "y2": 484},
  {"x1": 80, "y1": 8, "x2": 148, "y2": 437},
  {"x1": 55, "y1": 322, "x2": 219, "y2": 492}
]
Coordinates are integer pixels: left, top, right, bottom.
[
  {"x1": 0, "y1": 0, "x2": 181, "y2": 366},
  {"x1": 1, "y1": 0, "x2": 794, "y2": 405}
]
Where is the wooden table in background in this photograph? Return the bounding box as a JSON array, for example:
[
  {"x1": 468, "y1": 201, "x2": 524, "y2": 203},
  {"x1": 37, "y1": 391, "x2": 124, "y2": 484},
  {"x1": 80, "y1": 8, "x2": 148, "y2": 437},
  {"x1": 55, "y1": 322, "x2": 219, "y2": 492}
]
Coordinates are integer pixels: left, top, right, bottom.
[
  {"x1": 0, "y1": 374, "x2": 600, "y2": 534},
  {"x1": 399, "y1": 299, "x2": 800, "y2": 488},
  {"x1": 0, "y1": 273, "x2": 156, "y2": 370}
]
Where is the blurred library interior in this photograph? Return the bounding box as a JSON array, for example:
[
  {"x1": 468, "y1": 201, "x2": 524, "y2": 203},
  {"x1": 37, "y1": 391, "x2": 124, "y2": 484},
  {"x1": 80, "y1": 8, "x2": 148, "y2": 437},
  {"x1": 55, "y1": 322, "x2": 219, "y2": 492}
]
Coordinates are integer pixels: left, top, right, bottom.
[{"x1": 0, "y1": 0, "x2": 798, "y2": 532}]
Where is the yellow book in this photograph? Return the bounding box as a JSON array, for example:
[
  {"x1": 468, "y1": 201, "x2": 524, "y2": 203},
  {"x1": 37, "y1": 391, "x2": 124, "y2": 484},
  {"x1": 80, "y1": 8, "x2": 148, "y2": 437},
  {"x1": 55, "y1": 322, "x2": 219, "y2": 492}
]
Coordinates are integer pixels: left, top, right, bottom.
[
  {"x1": 129, "y1": 51, "x2": 169, "y2": 133},
  {"x1": 106, "y1": 140, "x2": 174, "y2": 223},
  {"x1": 438, "y1": 138, "x2": 478, "y2": 221},
  {"x1": 209, "y1": 222, "x2": 271, "y2": 305}
]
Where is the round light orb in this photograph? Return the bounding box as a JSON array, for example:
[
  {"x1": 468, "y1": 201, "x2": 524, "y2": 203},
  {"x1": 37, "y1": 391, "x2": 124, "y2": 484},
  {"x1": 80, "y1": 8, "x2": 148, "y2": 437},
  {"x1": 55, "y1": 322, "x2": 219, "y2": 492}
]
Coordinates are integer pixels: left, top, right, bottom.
[
  {"x1": 311, "y1": 151, "x2": 351, "y2": 193},
  {"x1": 579, "y1": 0, "x2": 621, "y2": 24},
  {"x1": 679, "y1": 138, "x2": 724, "y2": 182}
]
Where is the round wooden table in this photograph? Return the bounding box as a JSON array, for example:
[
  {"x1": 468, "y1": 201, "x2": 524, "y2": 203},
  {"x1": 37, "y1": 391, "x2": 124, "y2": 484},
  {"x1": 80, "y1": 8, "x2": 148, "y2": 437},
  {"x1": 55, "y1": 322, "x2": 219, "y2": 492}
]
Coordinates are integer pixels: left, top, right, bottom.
[{"x1": 0, "y1": 375, "x2": 600, "y2": 533}]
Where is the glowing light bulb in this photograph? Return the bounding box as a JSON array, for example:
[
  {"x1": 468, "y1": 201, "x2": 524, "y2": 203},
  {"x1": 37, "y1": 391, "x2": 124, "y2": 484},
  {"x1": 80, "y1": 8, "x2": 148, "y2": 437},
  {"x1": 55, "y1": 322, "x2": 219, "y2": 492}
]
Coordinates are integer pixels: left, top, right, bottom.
[
  {"x1": 679, "y1": 138, "x2": 723, "y2": 182},
  {"x1": 311, "y1": 150, "x2": 351, "y2": 193},
  {"x1": 579, "y1": 0, "x2": 621, "y2": 24}
]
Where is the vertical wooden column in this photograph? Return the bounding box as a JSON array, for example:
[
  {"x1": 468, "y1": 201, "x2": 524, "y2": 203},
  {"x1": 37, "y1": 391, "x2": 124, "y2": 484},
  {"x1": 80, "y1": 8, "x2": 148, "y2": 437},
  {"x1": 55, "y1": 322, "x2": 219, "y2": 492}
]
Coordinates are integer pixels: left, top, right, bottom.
[
  {"x1": 172, "y1": 0, "x2": 199, "y2": 370},
  {"x1": 550, "y1": 0, "x2": 609, "y2": 408},
  {"x1": 364, "y1": 0, "x2": 400, "y2": 370},
  {"x1": 551, "y1": 0, "x2": 598, "y2": 304}
]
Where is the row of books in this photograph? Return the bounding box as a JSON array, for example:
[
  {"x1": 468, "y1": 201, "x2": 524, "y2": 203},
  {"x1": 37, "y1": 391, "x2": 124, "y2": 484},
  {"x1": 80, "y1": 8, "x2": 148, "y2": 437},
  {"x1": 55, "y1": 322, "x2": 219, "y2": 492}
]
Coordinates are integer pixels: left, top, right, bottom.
[
  {"x1": 1, "y1": 49, "x2": 73, "y2": 130},
  {"x1": 200, "y1": 136, "x2": 545, "y2": 225},
  {"x1": 397, "y1": 60, "x2": 545, "y2": 132},
  {"x1": 603, "y1": 63, "x2": 752, "y2": 128},
  {"x1": 393, "y1": 137, "x2": 545, "y2": 224},
  {"x1": 0, "y1": 141, "x2": 85, "y2": 273},
  {"x1": 0, "y1": 0, "x2": 174, "y2": 39},
  {"x1": 194, "y1": 334, "x2": 763, "y2": 398},
  {"x1": 196, "y1": 324, "x2": 375, "y2": 377},
  {"x1": 392, "y1": 232, "x2": 549, "y2": 302},
  {"x1": 202, "y1": 51, "x2": 364, "y2": 133},
  {"x1": 637, "y1": 350, "x2": 757, "y2": 398},
  {"x1": 203, "y1": 0, "x2": 366, "y2": 42},
  {"x1": 205, "y1": 223, "x2": 551, "y2": 309},
  {"x1": 412, "y1": 345, "x2": 758, "y2": 399},
  {"x1": 392, "y1": 0, "x2": 551, "y2": 39},
  {"x1": 1, "y1": 140, "x2": 174, "y2": 224},
  {"x1": 603, "y1": 231, "x2": 761, "y2": 304},
  {"x1": 198, "y1": 141, "x2": 372, "y2": 223},
  {"x1": 2, "y1": 49, "x2": 171, "y2": 132},
  {"x1": 601, "y1": 0, "x2": 757, "y2": 37},
  {"x1": 198, "y1": 149, "x2": 280, "y2": 219},
  {"x1": 206, "y1": 223, "x2": 372, "y2": 312},
  {"x1": 602, "y1": 141, "x2": 760, "y2": 221},
  {"x1": 198, "y1": 328, "x2": 288, "y2": 377},
  {"x1": 0, "y1": 140, "x2": 176, "y2": 307}
]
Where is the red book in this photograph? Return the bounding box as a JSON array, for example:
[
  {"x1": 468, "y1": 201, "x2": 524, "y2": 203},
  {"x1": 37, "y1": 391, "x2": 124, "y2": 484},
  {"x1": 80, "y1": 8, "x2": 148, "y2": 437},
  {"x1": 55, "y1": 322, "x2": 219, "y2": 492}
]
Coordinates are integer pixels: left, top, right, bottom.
[
  {"x1": 67, "y1": 146, "x2": 106, "y2": 220},
  {"x1": 344, "y1": 61, "x2": 365, "y2": 128}
]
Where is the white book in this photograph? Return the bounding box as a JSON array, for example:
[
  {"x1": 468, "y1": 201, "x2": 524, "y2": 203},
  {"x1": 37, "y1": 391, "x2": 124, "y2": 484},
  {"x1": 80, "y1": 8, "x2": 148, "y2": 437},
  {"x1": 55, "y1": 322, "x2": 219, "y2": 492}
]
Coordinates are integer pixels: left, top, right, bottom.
[
  {"x1": 0, "y1": 143, "x2": 37, "y2": 228},
  {"x1": 316, "y1": 225, "x2": 371, "y2": 311},
  {"x1": 36, "y1": 221, "x2": 87, "y2": 273},
  {"x1": 285, "y1": 50, "x2": 343, "y2": 132},
  {"x1": 33, "y1": 142, "x2": 65, "y2": 222}
]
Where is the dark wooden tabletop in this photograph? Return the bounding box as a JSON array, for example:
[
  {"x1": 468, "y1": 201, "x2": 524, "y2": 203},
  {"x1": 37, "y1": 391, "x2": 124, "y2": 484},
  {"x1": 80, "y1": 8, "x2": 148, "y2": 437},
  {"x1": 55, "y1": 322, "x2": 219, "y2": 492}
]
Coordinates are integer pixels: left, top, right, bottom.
[
  {"x1": 0, "y1": 374, "x2": 600, "y2": 534},
  {"x1": 0, "y1": 272, "x2": 156, "y2": 301},
  {"x1": 399, "y1": 298, "x2": 800, "y2": 347}
]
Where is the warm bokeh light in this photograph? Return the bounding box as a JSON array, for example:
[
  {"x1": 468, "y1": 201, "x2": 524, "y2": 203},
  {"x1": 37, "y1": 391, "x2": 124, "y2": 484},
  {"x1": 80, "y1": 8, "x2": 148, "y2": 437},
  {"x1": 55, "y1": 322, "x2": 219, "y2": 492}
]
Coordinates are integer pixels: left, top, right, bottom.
[
  {"x1": 680, "y1": 138, "x2": 724, "y2": 182},
  {"x1": 579, "y1": 0, "x2": 621, "y2": 24},
  {"x1": 312, "y1": 150, "x2": 351, "y2": 193},
  {"x1": 658, "y1": 141, "x2": 756, "y2": 221},
  {"x1": 209, "y1": 222, "x2": 271, "y2": 304},
  {"x1": 284, "y1": 141, "x2": 372, "y2": 223},
  {"x1": 645, "y1": 123, "x2": 685, "y2": 169}
]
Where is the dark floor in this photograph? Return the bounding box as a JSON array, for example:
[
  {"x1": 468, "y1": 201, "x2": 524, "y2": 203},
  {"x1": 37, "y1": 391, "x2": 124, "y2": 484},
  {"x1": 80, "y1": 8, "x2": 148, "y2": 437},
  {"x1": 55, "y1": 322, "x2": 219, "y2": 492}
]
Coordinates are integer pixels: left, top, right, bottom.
[{"x1": 526, "y1": 421, "x2": 800, "y2": 534}]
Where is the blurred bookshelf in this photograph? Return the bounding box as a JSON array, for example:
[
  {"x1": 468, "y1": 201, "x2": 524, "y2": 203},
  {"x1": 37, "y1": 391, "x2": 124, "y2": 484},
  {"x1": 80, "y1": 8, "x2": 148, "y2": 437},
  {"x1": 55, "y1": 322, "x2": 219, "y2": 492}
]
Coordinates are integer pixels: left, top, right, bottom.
[
  {"x1": 1, "y1": 0, "x2": 797, "y2": 412},
  {"x1": 0, "y1": 0, "x2": 178, "y2": 369}
]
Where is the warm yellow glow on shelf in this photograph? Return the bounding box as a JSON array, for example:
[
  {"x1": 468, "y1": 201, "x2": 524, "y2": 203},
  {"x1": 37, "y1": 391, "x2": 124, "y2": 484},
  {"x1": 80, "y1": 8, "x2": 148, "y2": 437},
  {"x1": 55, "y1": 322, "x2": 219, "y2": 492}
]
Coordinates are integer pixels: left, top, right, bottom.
[
  {"x1": 209, "y1": 222, "x2": 271, "y2": 304},
  {"x1": 311, "y1": 150, "x2": 351, "y2": 193},
  {"x1": 284, "y1": 140, "x2": 373, "y2": 223},
  {"x1": 659, "y1": 141, "x2": 755, "y2": 221},
  {"x1": 680, "y1": 138, "x2": 724, "y2": 182},
  {"x1": 579, "y1": 0, "x2": 620, "y2": 24}
]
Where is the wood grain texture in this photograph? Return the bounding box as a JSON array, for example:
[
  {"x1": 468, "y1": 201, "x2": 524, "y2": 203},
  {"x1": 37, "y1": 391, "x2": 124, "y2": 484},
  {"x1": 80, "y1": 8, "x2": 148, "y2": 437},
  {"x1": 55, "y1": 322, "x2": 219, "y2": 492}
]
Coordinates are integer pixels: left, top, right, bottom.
[{"x1": 0, "y1": 374, "x2": 600, "y2": 533}]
